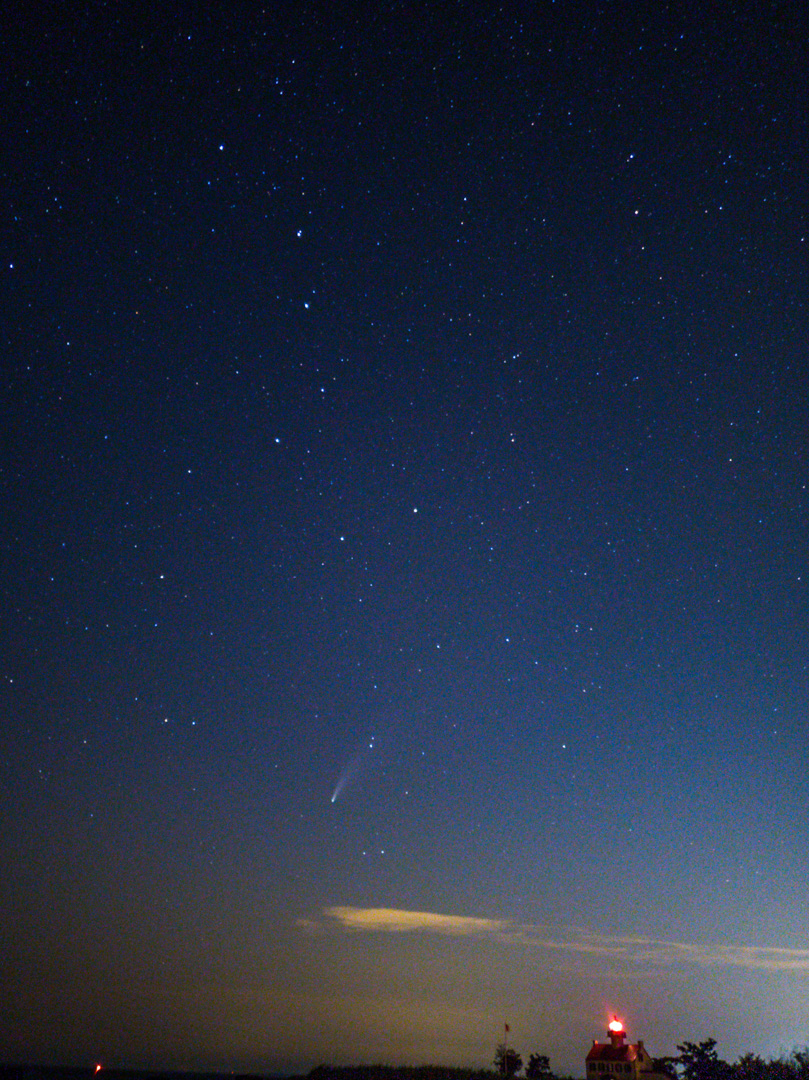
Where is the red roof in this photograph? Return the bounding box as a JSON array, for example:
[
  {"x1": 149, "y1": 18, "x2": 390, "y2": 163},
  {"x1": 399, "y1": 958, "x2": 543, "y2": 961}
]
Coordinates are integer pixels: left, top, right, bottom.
[{"x1": 586, "y1": 1043, "x2": 639, "y2": 1063}]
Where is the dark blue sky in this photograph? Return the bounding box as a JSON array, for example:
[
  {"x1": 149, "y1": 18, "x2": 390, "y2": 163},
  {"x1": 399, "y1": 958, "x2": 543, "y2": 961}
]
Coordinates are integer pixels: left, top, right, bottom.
[{"x1": 3, "y1": 1, "x2": 809, "y2": 1073}]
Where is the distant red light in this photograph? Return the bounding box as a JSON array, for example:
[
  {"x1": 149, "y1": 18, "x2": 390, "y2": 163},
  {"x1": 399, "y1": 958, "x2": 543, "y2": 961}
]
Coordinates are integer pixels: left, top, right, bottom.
[{"x1": 609, "y1": 1018, "x2": 624, "y2": 1033}]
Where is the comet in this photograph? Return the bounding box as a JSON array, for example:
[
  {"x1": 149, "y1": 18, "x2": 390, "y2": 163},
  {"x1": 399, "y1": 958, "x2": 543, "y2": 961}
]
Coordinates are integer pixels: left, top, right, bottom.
[
  {"x1": 330, "y1": 771, "x2": 350, "y2": 803},
  {"x1": 330, "y1": 735, "x2": 376, "y2": 804}
]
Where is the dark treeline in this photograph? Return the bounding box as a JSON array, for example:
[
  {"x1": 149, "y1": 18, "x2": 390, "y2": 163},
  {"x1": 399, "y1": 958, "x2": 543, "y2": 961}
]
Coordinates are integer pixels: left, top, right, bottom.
[
  {"x1": 4, "y1": 1043, "x2": 809, "y2": 1080},
  {"x1": 0, "y1": 1069, "x2": 277, "y2": 1080},
  {"x1": 657, "y1": 1040, "x2": 809, "y2": 1080},
  {"x1": 309, "y1": 1068, "x2": 501, "y2": 1080},
  {"x1": 307, "y1": 1044, "x2": 809, "y2": 1080},
  {"x1": 309, "y1": 1067, "x2": 574, "y2": 1080}
]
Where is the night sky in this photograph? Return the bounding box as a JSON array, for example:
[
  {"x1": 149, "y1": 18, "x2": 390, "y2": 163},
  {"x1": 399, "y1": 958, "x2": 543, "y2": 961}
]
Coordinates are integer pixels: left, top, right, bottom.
[{"x1": 3, "y1": 1, "x2": 809, "y2": 1074}]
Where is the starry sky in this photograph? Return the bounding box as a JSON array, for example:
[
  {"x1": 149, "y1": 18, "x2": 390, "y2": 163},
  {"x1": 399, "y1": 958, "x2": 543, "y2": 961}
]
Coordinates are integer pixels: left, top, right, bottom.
[{"x1": 3, "y1": 1, "x2": 809, "y2": 1074}]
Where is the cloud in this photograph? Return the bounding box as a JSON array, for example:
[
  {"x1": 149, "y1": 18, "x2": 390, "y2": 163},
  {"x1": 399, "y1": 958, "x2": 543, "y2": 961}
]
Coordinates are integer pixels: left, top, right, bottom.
[
  {"x1": 323, "y1": 906, "x2": 508, "y2": 936},
  {"x1": 519, "y1": 928, "x2": 809, "y2": 972},
  {"x1": 536, "y1": 931, "x2": 809, "y2": 972},
  {"x1": 306, "y1": 907, "x2": 809, "y2": 973}
]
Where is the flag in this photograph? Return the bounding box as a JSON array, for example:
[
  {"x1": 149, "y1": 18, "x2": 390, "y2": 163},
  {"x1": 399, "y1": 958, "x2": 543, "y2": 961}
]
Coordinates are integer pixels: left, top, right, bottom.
[{"x1": 505, "y1": 1024, "x2": 510, "y2": 1033}]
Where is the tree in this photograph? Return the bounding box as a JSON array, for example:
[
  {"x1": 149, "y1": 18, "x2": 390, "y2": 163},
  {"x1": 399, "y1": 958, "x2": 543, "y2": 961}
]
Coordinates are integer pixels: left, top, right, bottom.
[
  {"x1": 788, "y1": 1050, "x2": 809, "y2": 1080},
  {"x1": 732, "y1": 1054, "x2": 771, "y2": 1080},
  {"x1": 525, "y1": 1054, "x2": 552, "y2": 1080},
  {"x1": 494, "y1": 1044, "x2": 523, "y2": 1078},
  {"x1": 730, "y1": 1050, "x2": 809, "y2": 1080},
  {"x1": 677, "y1": 1040, "x2": 731, "y2": 1080},
  {"x1": 654, "y1": 1060, "x2": 679, "y2": 1080}
]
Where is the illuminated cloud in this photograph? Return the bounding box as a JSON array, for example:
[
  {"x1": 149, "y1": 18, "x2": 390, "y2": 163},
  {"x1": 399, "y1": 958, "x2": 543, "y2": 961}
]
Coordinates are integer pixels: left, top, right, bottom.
[
  {"x1": 323, "y1": 906, "x2": 508, "y2": 936},
  {"x1": 310, "y1": 907, "x2": 809, "y2": 972}
]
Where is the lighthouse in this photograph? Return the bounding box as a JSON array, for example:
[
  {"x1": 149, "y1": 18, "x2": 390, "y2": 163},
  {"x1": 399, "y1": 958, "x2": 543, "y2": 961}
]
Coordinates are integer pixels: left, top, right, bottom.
[{"x1": 585, "y1": 1017, "x2": 668, "y2": 1080}]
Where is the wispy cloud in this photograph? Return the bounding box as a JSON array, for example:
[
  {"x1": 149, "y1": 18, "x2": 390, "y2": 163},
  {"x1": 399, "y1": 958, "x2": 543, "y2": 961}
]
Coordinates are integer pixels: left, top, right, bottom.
[
  {"x1": 530, "y1": 930, "x2": 809, "y2": 972},
  {"x1": 304, "y1": 906, "x2": 809, "y2": 973}
]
